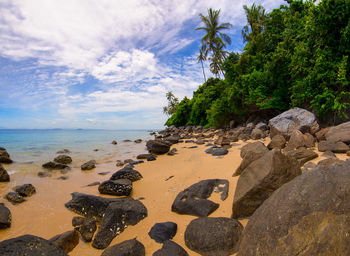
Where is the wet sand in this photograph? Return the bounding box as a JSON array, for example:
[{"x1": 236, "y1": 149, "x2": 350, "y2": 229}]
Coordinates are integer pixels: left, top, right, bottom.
[{"x1": 0, "y1": 140, "x2": 346, "y2": 255}]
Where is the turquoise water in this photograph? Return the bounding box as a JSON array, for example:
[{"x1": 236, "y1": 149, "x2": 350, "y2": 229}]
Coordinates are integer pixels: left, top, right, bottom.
[{"x1": 0, "y1": 129, "x2": 153, "y2": 164}]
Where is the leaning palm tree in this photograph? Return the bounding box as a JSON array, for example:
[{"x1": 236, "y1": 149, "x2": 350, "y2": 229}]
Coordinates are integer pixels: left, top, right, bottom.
[
  {"x1": 196, "y1": 8, "x2": 232, "y2": 77},
  {"x1": 197, "y1": 47, "x2": 207, "y2": 83}
]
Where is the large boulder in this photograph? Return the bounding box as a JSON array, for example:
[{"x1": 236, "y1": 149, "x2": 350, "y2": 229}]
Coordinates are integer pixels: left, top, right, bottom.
[
  {"x1": 101, "y1": 239, "x2": 145, "y2": 256},
  {"x1": 172, "y1": 179, "x2": 229, "y2": 217},
  {"x1": 0, "y1": 235, "x2": 67, "y2": 256},
  {"x1": 0, "y1": 148, "x2": 12, "y2": 164},
  {"x1": 233, "y1": 142, "x2": 268, "y2": 176},
  {"x1": 267, "y1": 135, "x2": 286, "y2": 150},
  {"x1": 164, "y1": 135, "x2": 180, "y2": 145},
  {"x1": 53, "y1": 155, "x2": 72, "y2": 164},
  {"x1": 146, "y1": 140, "x2": 170, "y2": 154},
  {"x1": 92, "y1": 200, "x2": 147, "y2": 249},
  {"x1": 153, "y1": 240, "x2": 189, "y2": 256},
  {"x1": 318, "y1": 140, "x2": 350, "y2": 153},
  {"x1": 284, "y1": 148, "x2": 318, "y2": 165},
  {"x1": 238, "y1": 160, "x2": 350, "y2": 256},
  {"x1": 269, "y1": 108, "x2": 319, "y2": 138},
  {"x1": 232, "y1": 149, "x2": 301, "y2": 219},
  {"x1": 325, "y1": 121, "x2": 350, "y2": 143},
  {"x1": 148, "y1": 222, "x2": 177, "y2": 243},
  {"x1": 72, "y1": 216, "x2": 97, "y2": 242},
  {"x1": 0, "y1": 203, "x2": 11, "y2": 229},
  {"x1": 98, "y1": 179, "x2": 132, "y2": 196},
  {"x1": 110, "y1": 166, "x2": 142, "y2": 182},
  {"x1": 185, "y1": 217, "x2": 243, "y2": 256},
  {"x1": 49, "y1": 230, "x2": 79, "y2": 254},
  {"x1": 285, "y1": 130, "x2": 315, "y2": 151},
  {"x1": 0, "y1": 164, "x2": 10, "y2": 182}
]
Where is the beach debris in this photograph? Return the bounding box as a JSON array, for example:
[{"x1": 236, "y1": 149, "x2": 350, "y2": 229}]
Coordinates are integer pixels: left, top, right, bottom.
[
  {"x1": 267, "y1": 134, "x2": 286, "y2": 149},
  {"x1": 0, "y1": 235, "x2": 67, "y2": 255},
  {"x1": 56, "y1": 149, "x2": 70, "y2": 154},
  {"x1": 187, "y1": 146, "x2": 198, "y2": 149},
  {"x1": 232, "y1": 149, "x2": 301, "y2": 219},
  {"x1": 110, "y1": 166, "x2": 142, "y2": 182},
  {"x1": 148, "y1": 222, "x2": 177, "y2": 243},
  {"x1": 92, "y1": 201, "x2": 147, "y2": 249},
  {"x1": 98, "y1": 179, "x2": 132, "y2": 196},
  {"x1": 54, "y1": 155, "x2": 72, "y2": 164},
  {"x1": 165, "y1": 175, "x2": 174, "y2": 181},
  {"x1": 238, "y1": 160, "x2": 350, "y2": 256},
  {"x1": 146, "y1": 140, "x2": 170, "y2": 154},
  {"x1": 98, "y1": 171, "x2": 110, "y2": 175},
  {"x1": 13, "y1": 184, "x2": 36, "y2": 197},
  {"x1": 205, "y1": 146, "x2": 228, "y2": 156},
  {"x1": 0, "y1": 148, "x2": 13, "y2": 164},
  {"x1": 57, "y1": 176, "x2": 69, "y2": 180},
  {"x1": 185, "y1": 217, "x2": 243, "y2": 256},
  {"x1": 134, "y1": 139, "x2": 142, "y2": 143},
  {"x1": 37, "y1": 171, "x2": 51, "y2": 178},
  {"x1": 0, "y1": 164, "x2": 10, "y2": 182},
  {"x1": 101, "y1": 239, "x2": 145, "y2": 256},
  {"x1": 72, "y1": 216, "x2": 97, "y2": 242},
  {"x1": 42, "y1": 161, "x2": 68, "y2": 170},
  {"x1": 0, "y1": 203, "x2": 11, "y2": 229},
  {"x1": 172, "y1": 179, "x2": 229, "y2": 217},
  {"x1": 153, "y1": 240, "x2": 189, "y2": 256},
  {"x1": 49, "y1": 230, "x2": 79, "y2": 254},
  {"x1": 81, "y1": 160, "x2": 96, "y2": 170},
  {"x1": 5, "y1": 192, "x2": 25, "y2": 205},
  {"x1": 85, "y1": 181, "x2": 100, "y2": 187},
  {"x1": 111, "y1": 140, "x2": 117, "y2": 145}
]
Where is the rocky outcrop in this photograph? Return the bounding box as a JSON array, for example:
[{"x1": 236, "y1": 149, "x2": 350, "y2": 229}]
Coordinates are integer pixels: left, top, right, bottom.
[
  {"x1": 101, "y1": 239, "x2": 145, "y2": 256},
  {"x1": 185, "y1": 217, "x2": 243, "y2": 256},
  {"x1": 318, "y1": 140, "x2": 350, "y2": 153},
  {"x1": 110, "y1": 166, "x2": 142, "y2": 182},
  {"x1": 49, "y1": 230, "x2": 79, "y2": 254},
  {"x1": 0, "y1": 235, "x2": 67, "y2": 256},
  {"x1": 92, "y1": 200, "x2": 147, "y2": 249},
  {"x1": 81, "y1": 160, "x2": 96, "y2": 170},
  {"x1": 98, "y1": 179, "x2": 132, "y2": 196},
  {"x1": 53, "y1": 155, "x2": 72, "y2": 164},
  {"x1": 238, "y1": 160, "x2": 350, "y2": 256},
  {"x1": 72, "y1": 216, "x2": 96, "y2": 242},
  {"x1": 148, "y1": 222, "x2": 177, "y2": 243},
  {"x1": 153, "y1": 240, "x2": 189, "y2": 256},
  {"x1": 146, "y1": 140, "x2": 170, "y2": 154},
  {"x1": 0, "y1": 164, "x2": 10, "y2": 182},
  {"x1": 14, "y1": 184, "x2": 36, "y2": 197},
  {"x1": 267, "y1": 135, "x2": 286, "y2": 149},
  {"x1": 0, "y1": 203, "x2": 11, "y2": 229},
  {"x1": 0, "y1": 148, "x2": 12, "y2": 164},
  {"x1": 269, "y1": 107, "x2": 319, "y2": 138},
  {"x1": 172, "y1": 179, "x2": 228, "y2": 217},
  {"x1": 232, "y1": 149, "x2": 301, "y2": 219},
  {"x1": 284, "y1": 148, "x2": 318, "y2": 165},
  {"x1": 325, "y1": 121, "x2": 350, "y2": 143}
]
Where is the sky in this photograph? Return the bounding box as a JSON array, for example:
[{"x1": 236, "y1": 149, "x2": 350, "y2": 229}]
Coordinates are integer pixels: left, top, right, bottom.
[{"x1": 0, "y1": 0, "x2": 285, "y2": 129}]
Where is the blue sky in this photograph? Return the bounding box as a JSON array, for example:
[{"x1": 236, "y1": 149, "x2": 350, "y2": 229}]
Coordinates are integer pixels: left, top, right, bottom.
[{"x1": 0, "y1": 0, "x2": 285, "y2": 129}]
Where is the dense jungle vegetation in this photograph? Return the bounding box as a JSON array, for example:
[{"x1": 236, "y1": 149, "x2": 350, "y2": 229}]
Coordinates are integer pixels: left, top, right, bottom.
[{"x1": 165, "y1": 0, "x2": 350, "y2": 127}]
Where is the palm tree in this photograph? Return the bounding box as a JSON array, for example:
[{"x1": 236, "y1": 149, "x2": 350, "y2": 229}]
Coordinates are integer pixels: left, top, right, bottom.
[
  {"x1": 197, "y1": 47, "x2": 207, "y2": 83},
  {"x1": 242, "y1": 4, "x2": 266, "y2": 43},
  {"x1": 196, "y1": 8, "x2": 232, "y2": 77}
]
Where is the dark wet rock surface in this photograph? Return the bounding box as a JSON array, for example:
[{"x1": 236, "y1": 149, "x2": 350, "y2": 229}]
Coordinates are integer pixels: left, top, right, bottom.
[
  {"x1": 101, "y1": 238, "x2": 145, "y2": 256},
  {"x1": 49, "y1": 230, "x2": 79, "y2": 254},
  {"x1": 72, "y1": 216, "x2": 97, "y2": 242},
  {"x1": 153, "y1": 240, "x2": 189, "y2": 256},
  {"x1": 13, "y1": 184, "x2": 36, "y2": 197},
  {"x1": 110, "y1": 166, "x2": 143, "y2": 182},
  {"x1": 148, "y1": 222, "x2": 177, "y2": 243},
  {"x1": 5, "y1": 192, "x2": 25, "y2": 205},
  {"x1": 0, "y1": 164, "x2": 10, "y2": 182},
  {"x1": 54, "y1": 155, "x2": 72, "y2": 164},
  {"x1": 146, "y1": 140, "x2": 170, "y2": 154},
  {"x1": 0, "y1": 203, "x2": 11, "y2": 229},
  {"x1": 81, "y1": 160, "x2": 96, "y2": 170},
  {"x1": 98, "y1": 179, "x2": 132, "y2": 196},
  {"x1": 42, "y1": 161, "x2": 68, "y2": 170}
]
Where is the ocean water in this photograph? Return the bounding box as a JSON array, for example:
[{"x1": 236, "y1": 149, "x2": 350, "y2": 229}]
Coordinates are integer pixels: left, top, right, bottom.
[{"x1": 0, "y1": 129, "x2": 153, "y2": 168}]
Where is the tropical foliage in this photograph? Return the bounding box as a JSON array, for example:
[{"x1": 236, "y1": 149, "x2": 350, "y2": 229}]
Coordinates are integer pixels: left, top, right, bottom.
[{"x1": 166, "y1": 0, "x2": 350, "y2": 127}]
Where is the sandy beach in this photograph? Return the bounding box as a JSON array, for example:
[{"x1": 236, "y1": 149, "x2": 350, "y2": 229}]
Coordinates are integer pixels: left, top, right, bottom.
[{"x1": 0, "y1": 136, "x2": 347, "y2": 255}]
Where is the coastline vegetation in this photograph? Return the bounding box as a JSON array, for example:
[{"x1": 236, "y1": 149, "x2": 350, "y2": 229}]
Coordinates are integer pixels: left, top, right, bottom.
[{"x1": 165, "y1": 0, "x2": 350, "y2": 128}]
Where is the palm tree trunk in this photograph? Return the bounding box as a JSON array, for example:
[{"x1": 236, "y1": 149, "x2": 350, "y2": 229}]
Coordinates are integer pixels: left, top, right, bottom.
[{"x1": 200, "y1": 60, "x2": 207, "y2": 83}]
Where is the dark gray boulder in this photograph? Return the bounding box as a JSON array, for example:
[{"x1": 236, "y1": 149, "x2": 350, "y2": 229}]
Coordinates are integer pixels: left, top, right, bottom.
[
  {"x1": 153, "y1": 240, "x2": 189, "y2": 256},
  {"x1": 14, "y1": 184, "x2": 36, "y2": 197},
  {"x1": 146, "y1": 140, "x2": 170, "y2": 154},
  {"x1": 0, "y1": 164, "x2": 10, "y2": 182},
  {"x1": 137, "y1": 153, "x2": 154, "y2": 159},
  {"x1": 110, "y1": 166, "x2": 142, "y2": 182},
  {"x1": 232, "y1": 149, "x2": 301, "y2": 219},
  {"x1": 42, "y1": 161, "x2": 68, "y2": 170},
  {"x1": 56, "y1": 149, "x2": 70, "y2": 154},
  {"x1": 81, "y1": 160, "x2": 96, "y2": 170},
  {"x1": 0, "y1": 203, "x2": 11, "y2": 229},
  {"x1": 98, "y1": 179, "x2": 132, "y2": 196},
  {"x1": 5, "y1": 192, "x2": 25, "y2": 205},
  {"x1": 0, "y1": 235, "x2": 67, "y2": 256},
  {"x1": 53, "y1": 155, "x2": 72, "y2": 164},
  {"x1": 164, "y1": 135, "x2": 180, "y2": 145},
  {"x1": 0, "y1": 148, "x2": 12, "y2": 164},
  {"x1": 205, "y1": 147, "x2": 228, "y2": 156},
  {"x1": 111, "y1": 140, "x2": 117, "y2": 145},
  {"x1": 325, "y1": 121, "x2": 350, "y2": 143},
  {"x1": 238, "y1": 160, "x2": 350, "y2": 256},
  {"x1": 72, "y1": 216, "x2": 97, "y2": 242},
  {"x1": 172, "y1": 179, "x2": 229, "y2": 217},
  {"x1": 92, "y1": 200, "x2": 147, "y2": 249},
  {"x1": 49, "y1": 230, "x2": 79, "y2": 254},
  {"x1": 148, "y1": 222, "x2": 177, "y2": 243},
  {"x1": 101, "y1": 239, "x2": 145, "y2": 256},
  {"x1": 185, "y1": 217, "x2": 243, "y2": 256},
  {"x1": 318, "y1": 140, "x2": 350, "y2": 153}
]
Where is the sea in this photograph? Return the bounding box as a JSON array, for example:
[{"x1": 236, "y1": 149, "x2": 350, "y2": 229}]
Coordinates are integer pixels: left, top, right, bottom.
[{"x1": 0, "y1": 129, "x2": 154, "y2": 173}]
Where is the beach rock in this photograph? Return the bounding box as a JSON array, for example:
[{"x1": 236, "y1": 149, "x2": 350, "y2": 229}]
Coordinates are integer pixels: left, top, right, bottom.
[
  {"x1": 232, "y1": 149, "x2": 301, "y2": 219},
  {"x1": 146, "y1": 140, "x2": 170, "y2": 154},
  {"x1": 321, "y1": 150, "x2": 337, "y2": 159},
  {"x1": 98, "y1": 172, "x2": 110, "y2": 175},
  {"x1": 164, "y1": 135, "x2": 180, "y2": 145},
  {"x1": 325, "y1": 121, "x2": 350, "y2": 143},
  {"x1": 147, "y1": 155, "x2": 156, "y2": 161},
  {"x1": 98, "y1": 179, "x2": 132, "y2": 196},
  {"x1": 234, "y1": 142, "x2": 268, "y2": 176},
  {"x1": 0, "y1": 203, "x2": 11, "y2": 229},
  {"x1": 347, "y1": 151, "x2": 350, "y2": 156},
  {"x1": 285, "y1": 130, "x2": 315, "y2": 150},
  {"x1": 14, "y1": 184, "x2": 36, "y2": 197},
  {"x1": 167, "y1": 148, "x2": 177, "y2": 156},
  {"x1": 267, "y1": 134, "x2": 286, "y2": 149},
  {"x1": 148, "y1": 222, "x2": 177, "y2": 243},
  {"x1": 42, "y1": 161, "x2": 68, "y2": 170},
  {"x1": 205, "y1": 147, "x2": 228, "y2": 156},
  {"x1": 0, "y1": 164, "x2": 10, "y2": 182},
  {"x1": 60, "y1": 167, "x2": 71, "y2": 174},
  {"x1": 134, "y1": 139, "x2": 142, "y2": 143},
  {"x1": 81, "y1": 160, "x2": 96, "y2": 170},
  {"x1": 315, "y1": 127, "x2": 331, "y2": 141},
  {"x1": 284, "y1": 148, "x2": 318, "y2": 165},
  {"x1": 72, "y1": 217, "x2": 97, "y2": 242},
  {"x1": 0, "y1": 149, "x2": 12, "y2": 164},
  {"x1": 38, "y1": 171, "x2": 51, "y2": 178},
  {"x1": 250, "y1": 128, "x2": 264, "y2": 140},
  {"x1": 123, "y1": 139, "x2": 132, "y2": 142},
  {"x1": 54, "y1": 155, "x2": 72, "y2": 164},
  {"x1": 185, "y1": 217, "x2": 243, "y2": 256},
  {"x1": 57, "y1": 149, "x2": 70, "y2": 154},
  {"x1": 92, "y1": 200, "x2": 147, "y2": 249},
  {"x1": 110, "y1": 166, "x2": 142, "y2": 182},
  {"x1": 215, "y1": 136, "x2": 230, "y2": 146},
  {"x1": 136, "y1": 153, "x2": 154, "y2": 159},
  {"x1": 153, "y1": 240, "x2": 189, "y2": 256},
  {"x1": 0, "y1": 235, "x2": 67, "y2": 256},
  {"x1": 269, "y1": 107, "x2": 319, "y2": 138},
  {"x1": 238, "y1": 160, "x2": 350, "y2": 256},
  {"x1": 111, "y1": 140, "x2": 117, "y2": 145},
  {"x1": 317, "y1": 158, "x2": 344, "y2": 167},
  {"x1": 172, "y1": 179, "x2": 228, "y2": 217},
  {"x1": 101, "y1": 239, "x2": 145, "y2": 256},
  {"x1": 318, "y1": 140, "x2": 349, "y2": 153},
  {"x1": 5, "y1": 192, "x2": 25, "y2": 205},
  {"x1": 256, "y1": 122, "x2": 269, "y2": 131},
  {"x1": 49, "y1": 230, "x2": 79, "y2": 254}
]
